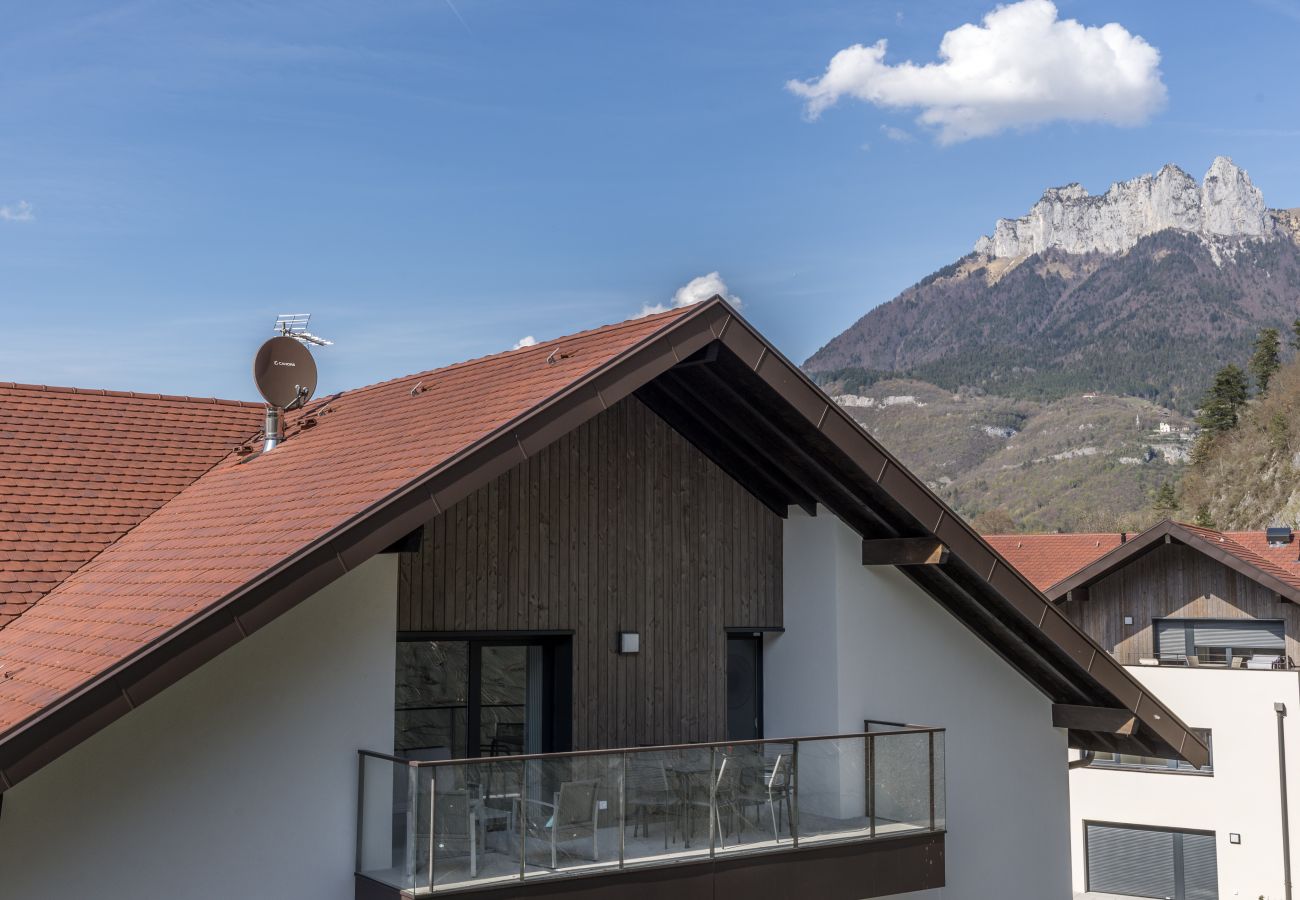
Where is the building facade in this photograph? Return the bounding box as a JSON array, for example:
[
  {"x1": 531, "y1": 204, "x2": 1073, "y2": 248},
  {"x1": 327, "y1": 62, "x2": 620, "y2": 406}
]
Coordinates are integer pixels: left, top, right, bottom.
[
  {"x1": 0, "y1": 301, "x2": 1203, "y2": 899},
  {"x1": 994, "y1": 521, "x2": 1300, "y2": 900}
]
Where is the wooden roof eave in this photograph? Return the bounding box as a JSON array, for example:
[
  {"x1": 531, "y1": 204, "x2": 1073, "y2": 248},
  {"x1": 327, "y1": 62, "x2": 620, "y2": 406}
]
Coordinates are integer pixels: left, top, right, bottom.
[{"x1": 1045, "y1": 519, "x2": 1300, "y2": 607}]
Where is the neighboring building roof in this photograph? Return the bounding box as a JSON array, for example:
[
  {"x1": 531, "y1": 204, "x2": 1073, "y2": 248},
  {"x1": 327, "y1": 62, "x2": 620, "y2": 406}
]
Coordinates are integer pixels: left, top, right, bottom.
[
  {"x1": 990, "y1": 520, "x2": 1300, "y2": 602},
  {"x1": 0, "y1": 299, "x2": 1208, "y2": 788},
  {"x1": 986, "y1": 533, "x2": 1125, "y2": 593},
  {"x1": 0, "y1": 384, "x2": 263, "y2": 626}
]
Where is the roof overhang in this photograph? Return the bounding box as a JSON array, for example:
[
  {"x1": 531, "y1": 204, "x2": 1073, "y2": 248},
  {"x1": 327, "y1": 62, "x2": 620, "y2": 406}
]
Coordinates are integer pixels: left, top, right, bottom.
[
  {"x1": 0, "y1": 299, "x2": 1209, "y2": 789},
  {"x1": 1045, "y1": 519, "x2": 1300, "y2": 606}
]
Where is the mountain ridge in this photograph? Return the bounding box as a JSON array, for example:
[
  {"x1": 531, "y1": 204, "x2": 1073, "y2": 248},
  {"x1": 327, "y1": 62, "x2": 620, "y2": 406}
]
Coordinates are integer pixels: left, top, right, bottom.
[{"x1": 807, "y1": 158, "x2": 1300, "y2": 412}]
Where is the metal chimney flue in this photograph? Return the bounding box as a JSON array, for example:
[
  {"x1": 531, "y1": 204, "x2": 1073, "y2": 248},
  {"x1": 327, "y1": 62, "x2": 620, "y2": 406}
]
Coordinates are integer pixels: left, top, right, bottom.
[{"x1": 263, "y1": 406, "x2": 286, "y2": 452}]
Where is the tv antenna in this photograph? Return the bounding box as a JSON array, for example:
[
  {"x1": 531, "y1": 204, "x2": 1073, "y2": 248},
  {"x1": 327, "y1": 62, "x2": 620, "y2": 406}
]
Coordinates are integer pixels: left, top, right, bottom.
[
  {"x1": 253, "y1": 314, "x2": 329, "y2": 452},
  {"x1": 274, "y1": 313, "x2": 333, "y2": 347}
]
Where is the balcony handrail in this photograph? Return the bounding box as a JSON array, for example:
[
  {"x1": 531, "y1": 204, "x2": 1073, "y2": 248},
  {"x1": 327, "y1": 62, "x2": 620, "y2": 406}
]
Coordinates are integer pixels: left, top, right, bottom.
[
  {"x1": 358, "y1": 727, "x2": 947, "y2": 892},
  {"x1": 363, "y1": 726, "x2": 946, "y2": 768}
]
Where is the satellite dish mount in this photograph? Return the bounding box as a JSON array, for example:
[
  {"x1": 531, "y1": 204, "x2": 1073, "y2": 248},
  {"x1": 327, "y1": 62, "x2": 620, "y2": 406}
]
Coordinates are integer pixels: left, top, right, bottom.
[{"x1": 252, "y1": 314, "x2": 331, "y2": 452}]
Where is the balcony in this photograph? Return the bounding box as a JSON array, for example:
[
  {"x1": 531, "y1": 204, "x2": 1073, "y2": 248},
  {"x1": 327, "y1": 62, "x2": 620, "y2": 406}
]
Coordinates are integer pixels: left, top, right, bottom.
[{"x1": 355, "y1": 729, "x2": 946, "y2": 899}]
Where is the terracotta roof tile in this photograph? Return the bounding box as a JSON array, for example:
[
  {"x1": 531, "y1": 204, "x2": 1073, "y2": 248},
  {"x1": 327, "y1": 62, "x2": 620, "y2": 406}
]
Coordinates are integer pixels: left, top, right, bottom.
[
  {"x1": 0, "y1": 307, "x2": 694, "y2": 734},
  {"x1": 0, "y1": 385, "x2": 264, "y2": 627},
  {"x1": 989, "y1": 523, "x2": 1300, "y2": 596},
  {"x1": 985, "y1": 533, "x2": 1124, "y2": 591}
]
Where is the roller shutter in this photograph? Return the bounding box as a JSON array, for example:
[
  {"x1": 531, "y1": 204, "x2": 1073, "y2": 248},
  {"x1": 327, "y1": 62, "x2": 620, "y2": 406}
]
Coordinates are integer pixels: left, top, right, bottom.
[
  {"x1": 1085, "y1": 823, "x2": 1218, "y2": 900},
  {"x1": 1182, "y1": 831, "x2": 1218, "y2": 900},
  {"x1": 1087, "y1": 824, "x2": 1175, "y2": 898}
]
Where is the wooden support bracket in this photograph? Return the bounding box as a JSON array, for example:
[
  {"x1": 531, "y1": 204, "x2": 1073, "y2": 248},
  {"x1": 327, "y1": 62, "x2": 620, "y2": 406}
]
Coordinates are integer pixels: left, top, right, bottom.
[
  {"x1": 861, "y1": 538, "x2": 950, "y2": 567},
  {"x1": 1052, "y1": 703, "x2": 1137, "y2": 736}
]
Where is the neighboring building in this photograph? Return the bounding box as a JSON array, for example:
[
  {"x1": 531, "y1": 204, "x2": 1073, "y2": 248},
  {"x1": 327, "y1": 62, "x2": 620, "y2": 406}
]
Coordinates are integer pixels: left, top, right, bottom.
[
  {"x1": 992, "y1": 520, "x2": 1300, "y2": 900},
  {"x1": 0, "y1": 300, "x2": 1204, "y2": 900}
]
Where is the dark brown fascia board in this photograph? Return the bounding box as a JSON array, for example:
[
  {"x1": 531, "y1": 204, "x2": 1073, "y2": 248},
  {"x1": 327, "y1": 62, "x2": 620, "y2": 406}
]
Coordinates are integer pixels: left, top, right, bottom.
[
  {"x1": 0, "y1": 300, "x2": 733, "y2": 791},
  {"x1": 0, "y1": 297, "x2": 1208, "y2": 787},
  {"x1": 1045, "y1": 519, "x2": 1300, "y2": 606},
  {"x1": 707, "y1": 312, "x2": 1208, "y2": 769}
]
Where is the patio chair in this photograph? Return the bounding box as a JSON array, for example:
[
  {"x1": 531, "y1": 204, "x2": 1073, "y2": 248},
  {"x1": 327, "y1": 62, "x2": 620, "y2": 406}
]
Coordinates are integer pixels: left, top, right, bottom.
[
  {"x1": 732, "y1": 750, "x2": 792, "y2": 843},
  {"x1": 625, "y1": 758, "x2": 673, "y2": 849},
  {"x1": 1247, "y1": 654, "x2": 1280, "y2": 670},
  {"x1": 679, "y1": 754, "x2": 750, "y2": 849},
  {"x1": 522, "y1": 779, "x2": 600, "y2": 870},
  {"x1": 430, "y1": 789, "x2": 480, "y2": 880}
]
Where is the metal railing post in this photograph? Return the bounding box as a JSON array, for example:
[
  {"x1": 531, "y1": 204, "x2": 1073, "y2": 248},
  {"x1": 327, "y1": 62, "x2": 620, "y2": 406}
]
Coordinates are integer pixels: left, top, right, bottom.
[
  {"x1": 709, "y1": 746, "x2": 717, "y2": 858},
  {"x1": 404, "y1": 763, "x2": 417, "y2": 890},
  {"x1": 428, "y1": 770, "x2": 437, "y2": 891},
  {"x1": 790, "y1": 740, "x2": 800, "y2": 849},
  {"x1": 928, "y1": 731, "x2": 936, "y2": 832},
  {"x1": 868, "y1": 733, "x2": 876, "y2": 840},
  {"x1": 354, "y1": 753, "x2": 365, "y2": 875},
  {"x1": 519, "y1": 761, "x2": 529, "y2": 881},
  {"x1": 618, "y1": 753, "x2": 627, "y2": 869}
]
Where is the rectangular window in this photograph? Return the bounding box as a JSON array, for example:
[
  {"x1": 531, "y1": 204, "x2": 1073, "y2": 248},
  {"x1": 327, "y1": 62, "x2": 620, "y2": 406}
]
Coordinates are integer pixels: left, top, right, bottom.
[
  {"x1": 1155, "y1": 617, "x2": 1285, "y2": 668},
  {"x1": 1092, "y1": 728, "x2": 1212, "y2": 774}
]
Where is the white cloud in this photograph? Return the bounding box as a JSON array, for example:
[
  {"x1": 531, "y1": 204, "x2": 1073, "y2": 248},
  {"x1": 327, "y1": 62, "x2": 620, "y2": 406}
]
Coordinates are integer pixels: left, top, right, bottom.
[
  {"x1": 880, "y1": 124, "x2": 914, "y2": 142},
  {"x1": 639, "y1": 272, "x2": 742, "y2": 318},
  {"x1": 786, "y1": 0, "x2": 1166, "y2": 144},
  {"x1": 0, "y1": 201, "x2": 34, "y2": 222},
  {"x1": 511, "y1": 335, "x2": 537, "y2": 350}
]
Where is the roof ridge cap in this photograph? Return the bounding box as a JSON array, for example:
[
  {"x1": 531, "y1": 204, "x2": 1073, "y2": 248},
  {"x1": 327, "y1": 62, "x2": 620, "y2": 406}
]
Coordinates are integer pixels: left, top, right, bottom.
[
  {"x1": 0, "y1": 382, "x2": 262, "y2": 409},
  {"x1": 299, "y1": 305, "x2": 698, "y2": 407}
]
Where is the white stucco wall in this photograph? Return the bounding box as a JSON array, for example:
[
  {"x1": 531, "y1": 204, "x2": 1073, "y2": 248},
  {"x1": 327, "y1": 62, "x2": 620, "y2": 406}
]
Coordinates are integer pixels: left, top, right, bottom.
[
  {"x1": 766, "y1": 508, "x2": 1071, "y2": 900},
  {"x1": 1069, "y1": 666, "x2": 1300, "y2": 900},
  {"x1": 0, "y1": 554, "x2": 397, "y2": 900}
]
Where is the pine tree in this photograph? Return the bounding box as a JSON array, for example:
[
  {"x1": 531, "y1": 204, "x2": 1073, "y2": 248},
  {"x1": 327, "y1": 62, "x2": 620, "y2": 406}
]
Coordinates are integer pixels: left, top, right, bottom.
[
  {"x1": 1250, "y1": 328, "x2": 1282, "y2": 393},
  {"x1": 1152, "y1": 481, "x2": 1179, "y2": 516},
  {"x1": 1291, "y1": 317, "x2": 1300, "y2": 351},
  {"x1": 1196, "y1": 364, "x2": 1249, "y2": 436},
  {"x1": 1193, "y1": 503, "x2": 1215, "y2": 529}
]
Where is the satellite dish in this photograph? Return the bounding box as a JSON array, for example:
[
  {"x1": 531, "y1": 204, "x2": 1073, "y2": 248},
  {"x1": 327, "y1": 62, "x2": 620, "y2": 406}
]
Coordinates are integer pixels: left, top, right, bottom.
[{"x1": 253, "y1": 336, "x2": 317, "y2": 409}]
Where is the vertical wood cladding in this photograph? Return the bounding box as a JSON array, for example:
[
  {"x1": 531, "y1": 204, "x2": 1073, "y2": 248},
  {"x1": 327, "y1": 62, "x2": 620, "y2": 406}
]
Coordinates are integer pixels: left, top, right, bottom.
[
  {"x1": 397, "y1": 395, "x2": 783, "y2": 749},
  {"x1": 1060, "y1": 542, "x2": 1300, "y2": 661}
]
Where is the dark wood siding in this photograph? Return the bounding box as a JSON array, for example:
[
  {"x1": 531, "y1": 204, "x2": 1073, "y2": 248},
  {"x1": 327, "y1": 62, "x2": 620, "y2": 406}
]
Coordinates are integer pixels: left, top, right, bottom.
[
  {"x1": 397, "y1": 395, "x2": 783, "y2": 749},
  {"x1": 1061, "y1": 542, "x2": 1300, "y2": 661}
]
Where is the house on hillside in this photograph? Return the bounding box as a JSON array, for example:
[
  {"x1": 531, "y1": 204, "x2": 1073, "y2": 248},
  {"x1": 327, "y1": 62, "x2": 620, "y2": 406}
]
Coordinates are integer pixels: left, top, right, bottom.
[
  {"x1": 992, "y1": 520, "x2": 1300, "y2": 900},
  {"x1": 0, "y1": 300, "x2": 1205, "y2": 900}
]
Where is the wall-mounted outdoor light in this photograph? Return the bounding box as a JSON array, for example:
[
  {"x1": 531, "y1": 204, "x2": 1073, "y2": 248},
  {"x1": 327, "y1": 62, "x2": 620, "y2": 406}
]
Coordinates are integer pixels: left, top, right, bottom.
[
  {"x1": 1229, "y1": 833, "x2": 1241, "y2": 844},
  {"x1": 1123, "y1": 616, "x2": 1134, "y2": 626},
  {"x1": 618, "y1": 632, "x2": 640, "y2": 654}
]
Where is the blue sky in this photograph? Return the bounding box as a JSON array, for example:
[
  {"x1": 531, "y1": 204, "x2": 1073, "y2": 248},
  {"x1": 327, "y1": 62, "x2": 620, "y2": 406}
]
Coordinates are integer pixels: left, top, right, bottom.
[{"x1": 3, "y1": 0, "x2": 1300, "y2": 399}]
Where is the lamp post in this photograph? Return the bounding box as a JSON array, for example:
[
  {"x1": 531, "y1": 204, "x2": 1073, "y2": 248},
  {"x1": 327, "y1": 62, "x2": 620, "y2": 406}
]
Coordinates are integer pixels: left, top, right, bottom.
[{"x1": 1278, "y1": 701, "x2": 1292, "y2": 900}]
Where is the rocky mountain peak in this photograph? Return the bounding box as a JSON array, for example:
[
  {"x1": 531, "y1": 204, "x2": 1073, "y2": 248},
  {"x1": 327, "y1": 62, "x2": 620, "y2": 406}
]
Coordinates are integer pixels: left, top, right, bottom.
[{"x1": 974, "y1": 156, "x2": 1273, "y2": 258}]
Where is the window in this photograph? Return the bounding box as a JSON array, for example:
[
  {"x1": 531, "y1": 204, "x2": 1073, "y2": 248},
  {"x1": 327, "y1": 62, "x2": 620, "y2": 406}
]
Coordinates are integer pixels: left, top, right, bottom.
[
  {"x1": 1155, "y1": 617, "x2": 1285, "y2": 667},
  {"x1": 1092, "y1": 728, "x2": 1212, "y2": 774}
]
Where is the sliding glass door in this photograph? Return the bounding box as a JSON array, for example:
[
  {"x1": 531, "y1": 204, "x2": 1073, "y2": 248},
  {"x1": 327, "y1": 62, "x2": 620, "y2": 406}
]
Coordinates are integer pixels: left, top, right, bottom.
[{"x1": 395, "y1": 636, "x2": 570, "y2": 760}]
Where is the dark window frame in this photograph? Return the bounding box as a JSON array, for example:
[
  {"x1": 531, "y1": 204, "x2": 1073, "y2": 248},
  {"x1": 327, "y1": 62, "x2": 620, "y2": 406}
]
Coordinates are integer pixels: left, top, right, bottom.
[
  {"x1": 1091, "y1": 728, "x2": 1213, "y2": 775},
  {"x1": 395, "y1": 631, "x2": 573, "y2": 760}
]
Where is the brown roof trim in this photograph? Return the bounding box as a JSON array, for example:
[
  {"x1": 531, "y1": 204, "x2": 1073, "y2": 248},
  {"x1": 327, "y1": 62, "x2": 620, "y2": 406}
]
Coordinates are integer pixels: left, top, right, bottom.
[
  {"x1": 0, "y1": 299, "x2": 1208, "y2": 786},
  {"x1": 1046, "y1": 519, "x2": 1300, "y2": 606},
  {"x1": 705, "y1": 315, "x2": 1206, "y2": 769}
]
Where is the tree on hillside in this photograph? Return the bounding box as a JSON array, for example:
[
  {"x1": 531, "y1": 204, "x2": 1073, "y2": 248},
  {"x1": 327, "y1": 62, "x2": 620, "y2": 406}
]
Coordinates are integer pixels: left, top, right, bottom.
[
  {"x1": 1291, "y1": 317, "x2": 1300, "y2": 351},
  {"x1": 1250, "y1": 328, "x2": 1282, "y2": 393},
  {"x1": 1193, "y1": 503, "x2": 1216, "y2": 529},
  {"x1": 1196, "y1": 364, "x2": 1250, "y2": 437},
  {"x1": 1152, "y1": 482, "x2": 1179, "y2": 516},
  {"x1": 972, "y1": 507, "x2": 1017, "y2": 534}
]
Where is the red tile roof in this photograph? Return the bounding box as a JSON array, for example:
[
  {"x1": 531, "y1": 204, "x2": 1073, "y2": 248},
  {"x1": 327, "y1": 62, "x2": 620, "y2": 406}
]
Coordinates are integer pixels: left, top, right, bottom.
[
  {"x1": 986, "y1": 533, "x2": 1124, "y2": 591},
  {"x1": 989, "y1": 523, "x2": 1300, "y2": 595},
  {"x1": 0, "y1": 307, "x2": 694, "y2": 735},
  {"x1": 0, "y1": 385, "x2": 263, "y2": 627}
]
